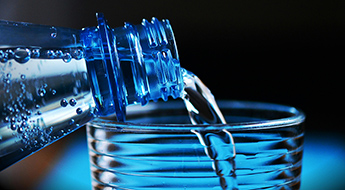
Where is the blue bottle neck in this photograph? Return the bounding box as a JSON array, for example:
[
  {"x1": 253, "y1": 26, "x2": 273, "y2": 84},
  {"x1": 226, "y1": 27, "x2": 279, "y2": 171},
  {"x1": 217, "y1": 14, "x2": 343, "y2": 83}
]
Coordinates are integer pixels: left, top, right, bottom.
[{"x1": 80, "y1": 14, "x2": 184, "y2": 121}]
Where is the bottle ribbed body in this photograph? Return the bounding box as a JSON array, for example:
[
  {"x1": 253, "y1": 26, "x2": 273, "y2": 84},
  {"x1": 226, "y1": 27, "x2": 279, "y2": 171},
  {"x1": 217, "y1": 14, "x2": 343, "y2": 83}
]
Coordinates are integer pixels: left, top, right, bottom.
[{"x1": 0, "y1": 13, "x2": 183, "y2": 170}]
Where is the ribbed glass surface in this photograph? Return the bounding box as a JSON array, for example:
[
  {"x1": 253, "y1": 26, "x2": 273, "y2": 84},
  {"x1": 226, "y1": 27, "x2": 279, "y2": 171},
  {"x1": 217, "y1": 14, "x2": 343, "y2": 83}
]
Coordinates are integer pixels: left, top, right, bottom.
[{"x1": 87, "y1": 100, "x2": 305, "y2": 190}]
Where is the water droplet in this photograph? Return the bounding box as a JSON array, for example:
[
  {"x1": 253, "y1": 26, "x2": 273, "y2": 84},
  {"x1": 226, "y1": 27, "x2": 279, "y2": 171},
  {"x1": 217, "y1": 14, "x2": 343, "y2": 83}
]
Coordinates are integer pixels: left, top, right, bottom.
[
  {"x1": 21, "y1": 121, "x2": 28, "y2": 128},
  {"x1": 46, "y1": 50, "x2": 55, "y2": 58},
  {"x1": 51, "y1": 89, "x2": 56, "y2": 95},
  {"x1": 21, "y1": 114, "x2": 28, "y2": 121},
  {"x1": 10, "y1": 117, "x2": 16, "y2": 123},
  {"x1": 31, "y1": 49, "x2": 40, "y2": 58},
  {"x1": 36, "y1": 111, "x2": 42, "y2": 115},
  {"x1": 6, "y1": 49, "x2": 14, "y2": 59},
  {"x1": 50, "y1": 27, "x2": 57, "y2": 38},
  {"x1": 69, "y1": 119, "x2": 75, "y2": 125},
  {"x1": 14, "y1": 47, "x2": 31, "y2": 63},
  {"x1": 3, "y1": 78, "x2": 10, "y2": 84},
  {"x1": 22, "y1": 133, "x2": 28, "y2": 140},
  {"x1": 10, "y1": 124, "x2": 17, "y2": 130},
  {"x1": 17, "y1": 127, "x2": 24, "y2": 133},
  {"x1": 14, "y1": 108, "x2": 20, "y2": 114},
  {"x1": 6, "y1": 73, "x2": 11, "y2": 78},
  {"x1": 37, "y1": 88, "x2": 46, "y2": 97},
  {"x1": 1, "y1": 57, "x2": 8, "y2": 63},
  {"x1": 72, "y1": 49, "x2": 83, "y2": 60},
  {"x1": 26, "y1": 109, "x2": 32, "y2": 116},
  {"x1": 55, "y1": 50, "x2": 63, "y2": 58},
  {"x1": 20, "y1": 74, "x2": 26, "y2": 80},
  {"x1": 62, "y1": 52, "x2": 72, "y2": 63},
  {"x1": 35, "y1": 104, "x2": 40, "y2": 109},
  {"x1": 69, "y1": 98, "x2": 77, "y2": 106},
  {"x1": 60, "y1": 99, "x2": 68, "y2": 107},
  {"x1": 76, "y1": 108, "x2": 83, "y2": 115},
  {"x1": 51, "y1": 32, "x2": 57, "y2": 38},
  {"x1": 0, "y1": 50, "x2": 4, "y2": 59},
  {"x1": 4, "y1": 116, "x2": 10, "y2": 123}
]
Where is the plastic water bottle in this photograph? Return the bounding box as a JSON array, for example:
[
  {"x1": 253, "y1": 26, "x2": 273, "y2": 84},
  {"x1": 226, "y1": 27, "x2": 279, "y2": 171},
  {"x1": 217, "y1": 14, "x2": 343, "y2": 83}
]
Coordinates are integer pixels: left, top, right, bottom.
[{"x1": 0, "y1": 13, "x2": 184, "y2": 170}]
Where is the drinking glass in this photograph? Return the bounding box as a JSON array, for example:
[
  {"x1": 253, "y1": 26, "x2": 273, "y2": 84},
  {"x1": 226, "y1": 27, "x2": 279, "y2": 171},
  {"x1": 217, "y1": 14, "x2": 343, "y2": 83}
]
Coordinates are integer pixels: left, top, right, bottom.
[{"x1": 86, "y1": 100, "x2": 305, "y2": 190}]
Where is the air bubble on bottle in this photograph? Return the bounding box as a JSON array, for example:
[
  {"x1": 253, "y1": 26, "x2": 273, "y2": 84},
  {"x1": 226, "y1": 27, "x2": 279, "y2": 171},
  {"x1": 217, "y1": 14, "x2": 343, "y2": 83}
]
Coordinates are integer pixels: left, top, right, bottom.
[
  {"x1": 55, "y1": 50, "x2": 63, "y2": 58},
  {"x1": 10, "y1": 124, "x2": 17, "y2": 131},
  {"x1": 7, "y1": 106, "x2": 14, "y2": 114},
  {"x1": 51, "y1": 32, "x2": 57, "y2": 38},
  {"x1": 4, "y1": 116, "x2": 10, "y2": 123},
  {"x1": 69, "y1": 119, "x2": 75, "y2": 125},
  {"x1": 26, "y1": 109, "x2": 32, "y2": 116},
  {"x1": 10, "y1": 117, "x2": 16, "y2": 123},
  {"x1": 50, "y1": 27, "x2": 57, "y2": 38},
  {"x1": 20, "y1": 74, "x2": 26, "y2": 80},
  {"x1": 36, "y1": 111, "x2": 42, "y2": 115},
  {"x1": 0, "y1": 50, "x2": 7, "y2": 63},
  {"x1": 21, "y1": 121, "x2": 28, "y2": 128},
  {"x1": 76, "y1": 108, "x2": 83, "y2": 115},
  {"x1": 46, "y1": 50, "x2": 55, "y2": 59},
  {"x1": 21, "y1": 114, "x2": 28, "y2": 121},
  {"x1": 60, "y1": 98, "x2": 68, "y2": 107},
  {"x1": 22, "y1": 133, "x2": 28, "y2": 140},
  {"x1": 1, "y1": 57, "x2": 8, "y2": 63},
  {"x1": 31, "y1": 49, "x2": 40, "y2": 58},
  {"x1": 5, "y1": 49, "x2": 14, "y2": 59},
  {"x1": 3, "y1": 78, "x2": 10, "y2": 84},
  {"x1": 14, "y1": 108, "x2": 20, "y2": 114},
  {"x1": 72, "y1": 49, "x2": 83, "y2": 60},
  {"x1": 14, "y1": 47, "x2": 31, "y2": 63},
  {"x1": 69, "y1": 98, "x2": 77, "y2": 106},
  {"x1": 37, "y1": 88, "x2": 46, "y2": 97},
  {"x1": 62, "y1": 52, "x2": 72, "y2": 63},
  {"x1": 17, "y1": 127, "x2": 24, "y2": 134},
  {"x1": 0, "y1": 50, "x2": 4, "y2": 59},
  {"x1": 51, "y1": 89, "x2": 57, "y2": 95}
]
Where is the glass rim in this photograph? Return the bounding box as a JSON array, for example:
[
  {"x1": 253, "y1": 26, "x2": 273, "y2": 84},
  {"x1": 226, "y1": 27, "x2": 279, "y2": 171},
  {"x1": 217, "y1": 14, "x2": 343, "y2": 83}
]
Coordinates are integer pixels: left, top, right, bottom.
[{"x1": 90, "y1": 100, "x2": 305, "y2": 131}]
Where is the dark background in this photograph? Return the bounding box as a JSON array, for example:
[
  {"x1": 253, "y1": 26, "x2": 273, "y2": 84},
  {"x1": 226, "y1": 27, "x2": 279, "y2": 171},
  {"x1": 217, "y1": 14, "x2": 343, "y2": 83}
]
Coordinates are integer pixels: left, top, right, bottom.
[
  {"x1": 0, "y1": 1, "x2": 344, "y2": 189},
  {"x1": 0, "y1": 0, "x2": 344, "y2": 132}
]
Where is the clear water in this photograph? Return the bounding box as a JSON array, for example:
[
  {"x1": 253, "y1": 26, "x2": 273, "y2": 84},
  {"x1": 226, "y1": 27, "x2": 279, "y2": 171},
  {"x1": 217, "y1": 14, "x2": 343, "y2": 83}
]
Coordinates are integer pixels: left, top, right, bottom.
[
  {"x1": 181, "y1": 70, "x2": 238, "y2": 190},
  {"x1": 181, "y1": 70, "x2": 226, "y2": 125},
  {"x1": 0, "y1": 47, "x2": 95, "y2": 169}
]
